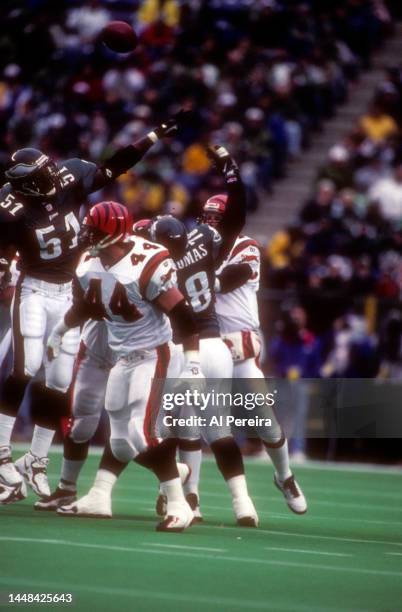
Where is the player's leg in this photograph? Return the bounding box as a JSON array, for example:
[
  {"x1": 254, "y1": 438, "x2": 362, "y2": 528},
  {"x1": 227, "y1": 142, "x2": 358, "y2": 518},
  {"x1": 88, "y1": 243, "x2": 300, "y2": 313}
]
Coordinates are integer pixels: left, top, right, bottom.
[
  {"x1": 235, "y1": 358, "x2": 307, "y2": 514},
  {"x1": 60, "y1": 347, "x2": 192, "y2": 530},
  {"x1": 162, "y1": 342, "x2": 203, "y2": 520},
  {"x1": 15, "y1": 287, "x2": 80, "y2": 497},
  {"x1": 202, "y1": 338, "x2": 259, "y2": 526},
  {"x1": 124, "y1": 347, "x2": 193, "y2": 531},
  {"x1": 0, "y1": 281, "x2": 46, "y2": 502},
  {"x1": 35, "y1": 346, "x2": 109, "y2": 511},
  {"x1": 58, "y1": 358, "x2": 130, "y2": 518}
]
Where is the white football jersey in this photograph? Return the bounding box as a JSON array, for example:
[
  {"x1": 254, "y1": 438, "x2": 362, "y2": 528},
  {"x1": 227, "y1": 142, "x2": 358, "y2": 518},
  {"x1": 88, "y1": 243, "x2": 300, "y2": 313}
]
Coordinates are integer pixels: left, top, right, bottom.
[
  {"x1": 215, "y1": 235, "x2": 260, "y2": 334},
  {"x1": 75, "y1": 237, "x2": 175, "y2": 357}
]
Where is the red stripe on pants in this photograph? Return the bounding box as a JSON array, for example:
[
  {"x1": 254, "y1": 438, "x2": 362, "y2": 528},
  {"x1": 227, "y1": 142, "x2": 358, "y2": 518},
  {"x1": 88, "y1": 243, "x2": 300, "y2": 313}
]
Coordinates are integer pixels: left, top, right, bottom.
[
  {"x1": 143, "y1": 343, "x2": 170, "y2": 447},
  {"x1": 61, "y1": 341, "x2": 87, "y2": 438}
]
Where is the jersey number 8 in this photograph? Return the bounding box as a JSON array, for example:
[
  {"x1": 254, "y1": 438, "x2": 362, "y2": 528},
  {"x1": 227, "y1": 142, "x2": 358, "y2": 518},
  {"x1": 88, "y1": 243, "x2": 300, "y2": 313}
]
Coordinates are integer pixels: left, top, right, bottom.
[{"x1": 184, "y1": 271, "x2": 212, "y2": 312}]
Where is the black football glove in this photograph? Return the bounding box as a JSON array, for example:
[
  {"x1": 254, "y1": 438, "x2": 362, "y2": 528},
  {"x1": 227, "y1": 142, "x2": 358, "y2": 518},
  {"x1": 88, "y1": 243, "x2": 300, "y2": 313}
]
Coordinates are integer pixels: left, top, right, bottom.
[
  {"x1": 154, "y1": 109, "x2": 193, "y2": 139},
  {"x1": 207, "y1": 145, "x2": 239, "y2": 183}
]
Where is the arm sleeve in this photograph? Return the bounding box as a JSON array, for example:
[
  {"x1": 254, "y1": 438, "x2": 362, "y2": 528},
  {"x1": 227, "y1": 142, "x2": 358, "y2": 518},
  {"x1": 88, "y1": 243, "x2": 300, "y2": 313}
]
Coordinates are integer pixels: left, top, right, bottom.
[
  {"x1": 90, "y1": 133, "x2": 161, "y2": 192},
  {"x1": 215, "y1": 169, "x2": 247, "y2": 266},
  {"x1": 217, "y1": 263, "x2": 254, "y2": 293}
]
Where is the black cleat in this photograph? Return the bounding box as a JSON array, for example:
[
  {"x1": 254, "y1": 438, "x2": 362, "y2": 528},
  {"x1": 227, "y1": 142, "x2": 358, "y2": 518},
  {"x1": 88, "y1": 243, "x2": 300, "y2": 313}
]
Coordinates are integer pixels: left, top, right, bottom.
[{"x1": 34, "y1": 486, "x2": 76, "y2": 512}]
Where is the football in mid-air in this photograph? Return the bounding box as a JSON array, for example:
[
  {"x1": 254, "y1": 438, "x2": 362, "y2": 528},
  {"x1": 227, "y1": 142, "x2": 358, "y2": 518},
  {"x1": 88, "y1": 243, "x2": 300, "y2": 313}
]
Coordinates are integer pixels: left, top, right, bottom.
[{"x1": 101, "y1": 21, "x2": 138, "y2": 53}]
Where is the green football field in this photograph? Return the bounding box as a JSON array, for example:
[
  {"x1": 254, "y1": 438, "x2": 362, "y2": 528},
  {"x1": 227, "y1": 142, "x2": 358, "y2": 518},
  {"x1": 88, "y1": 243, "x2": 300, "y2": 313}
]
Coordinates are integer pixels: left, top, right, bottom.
[{"x1": 1, "y1": 449, "x2": 402, "y2": 612}]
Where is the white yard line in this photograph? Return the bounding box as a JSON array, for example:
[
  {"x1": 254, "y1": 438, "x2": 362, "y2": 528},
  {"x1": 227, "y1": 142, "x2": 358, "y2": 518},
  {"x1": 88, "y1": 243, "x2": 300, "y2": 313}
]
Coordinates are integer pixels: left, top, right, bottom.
[
  {"x1": 264, "y1": 546, "x2": 352, "y2": 557},
  {"x1": 0, "y1": 576, "x2": 355, "y2": 612},
  {"x1": 0, "y1": 536, "x2": 401, "y2": 578},
  {"x1": 142, "y1": 542, "x2": 226, "y2": 553}
]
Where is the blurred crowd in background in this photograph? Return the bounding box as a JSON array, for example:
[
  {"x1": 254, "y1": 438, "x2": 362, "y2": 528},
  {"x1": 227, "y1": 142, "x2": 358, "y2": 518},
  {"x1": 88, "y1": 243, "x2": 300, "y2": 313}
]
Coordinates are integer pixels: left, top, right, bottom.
[{"x1": 1, "y1": 0, "x2": 402, "y2": 401}]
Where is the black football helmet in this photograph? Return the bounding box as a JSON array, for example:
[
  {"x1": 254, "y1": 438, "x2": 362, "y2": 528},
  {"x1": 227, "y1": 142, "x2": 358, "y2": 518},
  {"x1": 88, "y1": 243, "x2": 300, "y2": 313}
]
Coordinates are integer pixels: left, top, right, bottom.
[
  {"x1": 150, "y1": 215, "x2": 188, "y2": 259},
  {"x1": 5, "y1": 148, "x2": 60, "y2": 198}
]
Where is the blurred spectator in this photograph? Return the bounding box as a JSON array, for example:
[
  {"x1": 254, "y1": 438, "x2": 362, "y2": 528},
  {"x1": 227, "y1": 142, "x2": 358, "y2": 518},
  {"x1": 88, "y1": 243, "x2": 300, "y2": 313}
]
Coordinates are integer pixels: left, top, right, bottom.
[
  {"x1": 368, "y1": 160, "x2": 402, "y2": 221},
  {"x1": 316, "y1": 144, "x2": 354, "y2": 189},
  {"x1": 359, "y1": 99, "x2": 398, "y2": 143}
]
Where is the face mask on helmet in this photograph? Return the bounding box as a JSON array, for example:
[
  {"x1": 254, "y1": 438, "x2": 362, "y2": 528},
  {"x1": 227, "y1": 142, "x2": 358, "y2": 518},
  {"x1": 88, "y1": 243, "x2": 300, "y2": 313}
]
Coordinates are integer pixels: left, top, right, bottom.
[
  {"x1": 79, "y1": 201, "x2": 133, "y2": 256},
  {"x1": 201, "y1": 194, "x2": 227, "y2": 228},
  {"x1": 5, "y1": 150, "x2": 60, "y2": 199}
]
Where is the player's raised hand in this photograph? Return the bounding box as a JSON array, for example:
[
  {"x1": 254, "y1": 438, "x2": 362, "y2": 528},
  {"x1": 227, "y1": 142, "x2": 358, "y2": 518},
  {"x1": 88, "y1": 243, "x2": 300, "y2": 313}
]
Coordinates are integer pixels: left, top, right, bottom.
[
  {"x1": 154, "y1": 109, "x2": 193, "y2": 139},
  {"x1": 207, "y1": 145, "x2": 239, "y2": 182}
]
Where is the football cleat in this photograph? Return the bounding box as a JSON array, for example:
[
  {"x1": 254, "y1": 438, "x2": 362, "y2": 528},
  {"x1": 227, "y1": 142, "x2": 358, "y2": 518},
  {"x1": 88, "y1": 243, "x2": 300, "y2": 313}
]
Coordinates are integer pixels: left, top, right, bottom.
[
  {"x1": 0, "y1": 445, "x2": 27, "y2": 504},
  {"x1": 34, "y1": 486, "x2": 77, "y2": 512},
  {"x1": 57, "y1": 487, "x2": 112, "y2": 518},
  {"x1": 15, "y1": 452, "x2": 50, "y2": 498},
  {"x1": 233, "y1": 495, "x2": 259, "y2": 527},
  {"x1": 156, "y1": 500, "x2": 193, "y2": 532},
  {"x1": 155, "y1": 462, "x2": 191, "y2": 517},
  {"x1": 186, "y1": 493, "x2": 203, "y2": 523},
  {"x1": 274, "y1": 474, "x2": 307, "y2": 514}
]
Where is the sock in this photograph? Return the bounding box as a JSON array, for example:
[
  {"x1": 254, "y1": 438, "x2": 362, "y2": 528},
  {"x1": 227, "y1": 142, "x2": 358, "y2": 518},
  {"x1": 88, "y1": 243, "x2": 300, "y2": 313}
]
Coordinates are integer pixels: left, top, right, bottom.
[
  {"x1": 59, "y1": 436, "x2": 90, "y2": 489},
  {"x1": 0, "y1": 413, "x2": 16, "y2": 447},
  {"x1": 30, "y1": 425, "x2": 55, "y2": 457},
  {"x1": 60, "y1": 460, "x2": 84, "y2": 490},
  {"x1": 178, "y1": 439, "x2": 202, "y2": 495},
  {"x1": 92, "y1": 469, "x2": 117, "y2": 495},
  {"x1": 227, "y1": 474, "x2": 249, "y2": 500},
  {"x1": 264, "y1": 437, "x2": 292, "y2": 482},
  {"x1": 160, "y1": 477, "x2": 185, "y2": 503},
  {"x1": 210, "y1": 436, "x2": 245, "y2": 481}
]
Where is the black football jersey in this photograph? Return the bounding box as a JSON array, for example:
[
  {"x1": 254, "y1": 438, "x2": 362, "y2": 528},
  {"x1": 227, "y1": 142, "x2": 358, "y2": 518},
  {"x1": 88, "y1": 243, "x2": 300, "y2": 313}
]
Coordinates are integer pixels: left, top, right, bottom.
[
  {"x1": 0, "y1": 158, "x2": 97, "y2": 283},
  {"x1": 174, "y1": 224, "x2": 221, "y2": 339}
]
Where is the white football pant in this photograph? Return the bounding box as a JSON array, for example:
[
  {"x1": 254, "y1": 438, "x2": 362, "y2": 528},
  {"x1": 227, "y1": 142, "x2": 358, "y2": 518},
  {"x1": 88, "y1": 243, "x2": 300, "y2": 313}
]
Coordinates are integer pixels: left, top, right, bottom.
[
  {"x1": 11, "y1": 276, "x2": 80, "y2": 391},
  {"x1": 105, "y1": 344, "x2": 170, "y2": 462}
]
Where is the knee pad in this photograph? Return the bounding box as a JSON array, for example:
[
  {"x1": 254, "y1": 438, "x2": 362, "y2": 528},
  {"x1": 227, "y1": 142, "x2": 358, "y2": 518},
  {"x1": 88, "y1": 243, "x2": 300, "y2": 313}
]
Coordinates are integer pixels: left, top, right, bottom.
[
  {"x1": 110, "y1": 438, "x2": 136, "y2": 463},
  {"x1": 70, "y1": 416, "x2": 100, "y2": 444},
  {"x1": 46, "y1": 352, "x2": 76, "y2": 393},
  {"x1": 22, "y1": 337, "x2": 43, "y2": 378},
  {"x1": 60, "y1": 327, "x2": 80, "y2": 356}
]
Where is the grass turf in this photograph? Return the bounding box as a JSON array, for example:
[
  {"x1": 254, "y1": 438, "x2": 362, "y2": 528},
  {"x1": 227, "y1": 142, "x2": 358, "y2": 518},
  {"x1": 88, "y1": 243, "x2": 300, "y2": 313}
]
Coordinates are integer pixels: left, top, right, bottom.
[{"x1": 1, "y1": 450, "x2": 401, "y2": 612}]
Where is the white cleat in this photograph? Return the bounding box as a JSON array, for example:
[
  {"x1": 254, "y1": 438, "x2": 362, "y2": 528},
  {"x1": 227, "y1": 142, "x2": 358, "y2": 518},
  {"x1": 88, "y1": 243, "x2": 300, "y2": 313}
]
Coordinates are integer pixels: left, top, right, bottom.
[
  {"x1": 233, "y1": 495, "x2": 259, "y2": 527},
  {"x1": 15, "y1": 452, "x2": 50, "y2": 498},
  {"x1": 57, "y1": 487, "x2": 112, "y2": 518},
  {"x1": 155, "y1": 462, "x2": 191, "y2": 517},
  {"x1": 156, "y1": 499, "x2": 194, "y2": 532},
  {"x1": 274, "y1": 474, "x2": 307, "y2": 514},
  {"x1": 0, "y1": 446, "x2": 27, "y2": 504}
]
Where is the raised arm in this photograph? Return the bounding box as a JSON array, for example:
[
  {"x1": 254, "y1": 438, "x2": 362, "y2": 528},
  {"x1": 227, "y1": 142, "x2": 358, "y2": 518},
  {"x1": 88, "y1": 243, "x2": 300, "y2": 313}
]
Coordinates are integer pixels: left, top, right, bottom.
[
  {"x1": 90, "y1": 110, "x2": 192, "y2": 192},
  {"x1": 207, "y1": 146, "x2": 247, "y2": 266}
]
